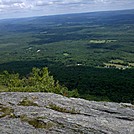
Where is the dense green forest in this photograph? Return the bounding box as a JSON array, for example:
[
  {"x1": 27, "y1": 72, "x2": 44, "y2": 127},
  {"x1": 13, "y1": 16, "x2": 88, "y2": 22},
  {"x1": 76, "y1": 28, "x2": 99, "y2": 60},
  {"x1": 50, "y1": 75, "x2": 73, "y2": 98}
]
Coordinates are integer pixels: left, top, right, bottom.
[{"x1": 0, "y1": 9, "x2": 134, "y2": 103}]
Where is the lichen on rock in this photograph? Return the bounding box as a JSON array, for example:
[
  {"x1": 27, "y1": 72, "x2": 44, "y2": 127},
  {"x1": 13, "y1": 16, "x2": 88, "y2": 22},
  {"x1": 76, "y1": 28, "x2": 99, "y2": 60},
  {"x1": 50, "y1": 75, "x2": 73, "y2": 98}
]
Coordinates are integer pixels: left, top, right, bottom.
[{"x1": 0, "y1": 92, "x2": 134, "y2": 134}]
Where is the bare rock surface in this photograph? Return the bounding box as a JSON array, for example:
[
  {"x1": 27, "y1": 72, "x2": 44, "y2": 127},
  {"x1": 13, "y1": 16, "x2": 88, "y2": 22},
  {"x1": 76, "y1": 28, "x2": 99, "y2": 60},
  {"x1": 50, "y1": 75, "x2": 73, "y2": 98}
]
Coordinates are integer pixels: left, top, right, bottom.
[{"x1": 0, "y1": 92, "x2": 134, "y2": 134}]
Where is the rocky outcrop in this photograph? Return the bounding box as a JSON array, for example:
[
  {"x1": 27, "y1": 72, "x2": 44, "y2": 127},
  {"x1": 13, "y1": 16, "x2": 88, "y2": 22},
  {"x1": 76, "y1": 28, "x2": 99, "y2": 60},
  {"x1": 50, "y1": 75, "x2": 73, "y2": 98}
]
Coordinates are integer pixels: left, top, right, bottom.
[{"x1": 0, "y1": 92, "x2": 134, "y2": 134}]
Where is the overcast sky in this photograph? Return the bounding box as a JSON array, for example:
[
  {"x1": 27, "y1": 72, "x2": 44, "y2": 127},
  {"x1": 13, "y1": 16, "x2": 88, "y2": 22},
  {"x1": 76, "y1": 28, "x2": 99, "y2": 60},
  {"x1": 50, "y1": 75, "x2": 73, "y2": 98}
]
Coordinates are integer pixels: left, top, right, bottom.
[{"x1": 0, "y1": 0, "x2": 134, "y2": 19}]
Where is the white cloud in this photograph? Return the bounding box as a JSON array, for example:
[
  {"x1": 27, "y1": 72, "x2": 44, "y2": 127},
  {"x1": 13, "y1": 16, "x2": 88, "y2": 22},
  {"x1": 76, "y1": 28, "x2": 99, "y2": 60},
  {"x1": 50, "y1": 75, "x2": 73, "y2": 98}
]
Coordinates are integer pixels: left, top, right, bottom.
[
  {"x1": 0, "y1": 0, "x2": 134, "y2": 19},
  {"x1": 13, "y1": 2, "x2": 33, "y2": 9},
  {"x1": 1, "y1": 0, "x2": 23, "y2": 4},
  {"x1": 95, "y1": 0, "x2": 109, "y2": 3}
]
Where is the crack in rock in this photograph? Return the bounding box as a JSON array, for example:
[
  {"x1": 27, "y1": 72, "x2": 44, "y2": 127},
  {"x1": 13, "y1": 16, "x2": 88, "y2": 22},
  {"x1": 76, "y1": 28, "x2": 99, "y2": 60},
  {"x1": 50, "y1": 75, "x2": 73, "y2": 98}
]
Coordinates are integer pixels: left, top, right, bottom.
[{"x1": 0, "y1": 92, "x2": 134, "y2": 134}]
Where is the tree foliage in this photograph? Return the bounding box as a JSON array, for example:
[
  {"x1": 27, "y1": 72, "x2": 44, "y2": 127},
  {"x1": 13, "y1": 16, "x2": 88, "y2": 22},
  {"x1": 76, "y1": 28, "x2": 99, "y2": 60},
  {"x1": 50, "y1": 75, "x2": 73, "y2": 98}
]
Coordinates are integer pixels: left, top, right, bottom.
[{"x1": 0, "y1": 67, "x2": 79, "y2": 97}]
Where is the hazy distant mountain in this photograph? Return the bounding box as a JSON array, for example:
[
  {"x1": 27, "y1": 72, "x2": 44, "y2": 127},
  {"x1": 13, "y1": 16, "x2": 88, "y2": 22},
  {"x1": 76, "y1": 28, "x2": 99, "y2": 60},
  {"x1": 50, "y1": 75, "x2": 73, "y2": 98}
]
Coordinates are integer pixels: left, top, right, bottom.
[{"x1": 0, "y1": 9, "x2": 134, "y2": 32}]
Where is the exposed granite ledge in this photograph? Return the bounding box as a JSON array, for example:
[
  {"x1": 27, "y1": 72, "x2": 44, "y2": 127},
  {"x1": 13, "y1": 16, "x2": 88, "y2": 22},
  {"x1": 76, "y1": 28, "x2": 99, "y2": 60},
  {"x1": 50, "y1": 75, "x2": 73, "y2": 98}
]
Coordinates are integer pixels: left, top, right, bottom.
[{"x1": 0, "y1": 92, "x2": 134, "y2": 134}]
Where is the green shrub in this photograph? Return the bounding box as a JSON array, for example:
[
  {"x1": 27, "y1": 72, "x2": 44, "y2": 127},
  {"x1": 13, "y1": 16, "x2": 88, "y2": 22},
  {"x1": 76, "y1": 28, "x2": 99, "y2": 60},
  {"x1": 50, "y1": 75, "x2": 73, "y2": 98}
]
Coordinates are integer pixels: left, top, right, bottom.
[{"x1": 0, "y1": 67, "x2": 79, "y2": 97}]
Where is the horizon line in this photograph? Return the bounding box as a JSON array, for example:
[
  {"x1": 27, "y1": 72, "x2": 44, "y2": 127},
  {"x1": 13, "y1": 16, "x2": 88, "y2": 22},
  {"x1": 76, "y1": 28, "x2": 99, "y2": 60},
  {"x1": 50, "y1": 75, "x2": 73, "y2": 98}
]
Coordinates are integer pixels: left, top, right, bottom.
[{"x1": 0, "y1": 8, "x2": 134, "y2": 21}]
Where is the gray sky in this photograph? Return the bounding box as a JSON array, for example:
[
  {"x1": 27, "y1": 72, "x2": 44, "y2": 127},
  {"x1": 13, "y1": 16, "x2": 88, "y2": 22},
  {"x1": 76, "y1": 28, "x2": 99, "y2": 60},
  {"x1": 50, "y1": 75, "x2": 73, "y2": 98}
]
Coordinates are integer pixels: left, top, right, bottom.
[{"x1": 0, "y1": 0, "x2": 134, "y2": 19}]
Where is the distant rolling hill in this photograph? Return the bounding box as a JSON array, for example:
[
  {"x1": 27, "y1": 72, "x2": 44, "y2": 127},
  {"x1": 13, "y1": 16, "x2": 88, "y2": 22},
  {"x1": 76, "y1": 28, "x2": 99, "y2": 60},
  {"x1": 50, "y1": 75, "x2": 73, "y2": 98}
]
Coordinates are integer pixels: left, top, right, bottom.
[{"x1": 0, "y1": 9, "x2": 134, "y2": 32}]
